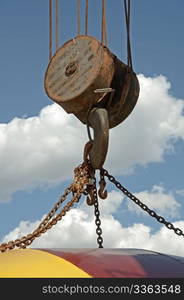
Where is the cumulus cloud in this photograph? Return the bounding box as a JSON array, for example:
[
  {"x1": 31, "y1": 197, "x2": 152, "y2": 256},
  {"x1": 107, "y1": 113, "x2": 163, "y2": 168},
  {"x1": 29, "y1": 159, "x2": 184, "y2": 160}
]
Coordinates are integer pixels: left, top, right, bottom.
[
  {"x1": 0, "y1": 104, "x2": 86, "y2": 202},
  {"x1": 1, "y1": 189, "x2": 184, "y2": 257},
  {"x1": 107, "y1": 74, "x2": 184, "y2": 174},
  {"x1": 0, "y1": 74, "x2": 184, "y2": 202},
  {"x1": 127, "y1": 185, "x2": 181, "y2": 218}
]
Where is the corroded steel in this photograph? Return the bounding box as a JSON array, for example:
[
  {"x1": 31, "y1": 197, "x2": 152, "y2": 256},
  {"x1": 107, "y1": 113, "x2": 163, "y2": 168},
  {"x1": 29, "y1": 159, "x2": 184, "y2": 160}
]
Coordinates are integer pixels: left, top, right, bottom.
[
  {"x1": 44, "y1": 35, "x2": 115, "y2": 117},
  {"x1": 89, "y1": 59, "x2": 140, "y2": 129},
  {"x1": 98, "y1": 169, "x2": 107, "y2": 199},
  {"x1": 88, "y1": 107, "x2": 109, "y2": 169},
  {"x1": 45, "y1": 35, "x2": 139, "y2": 129},
  {"x1": 0, "y1": 157, "x2": 93, "y2": 253},
  {"x1": 106, "y1": 60, "x2": 140, "y2": 128}
]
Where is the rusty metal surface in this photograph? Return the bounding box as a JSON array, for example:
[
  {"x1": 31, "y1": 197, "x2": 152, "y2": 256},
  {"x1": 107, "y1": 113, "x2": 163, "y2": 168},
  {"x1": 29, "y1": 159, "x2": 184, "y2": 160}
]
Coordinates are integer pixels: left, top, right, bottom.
[
  {"x1": 0, "y1": 150, "x2": 100, "y2": 253},
  {"x1": 73, "y1": 48, "x2": 139, "y2": 129},
  {"x1": 88, "y1": 108, "x2": 109, "y2": 169},
  {"x1": 45, "y1": 35, "x2": 139, "y2": 130},
  {"x1": 106, "y1": 59, "x2": 140, "y2": 128},
  {"x1": 44, "y1": 35, "x2": 115, "y2": 116},
  {"x1": 44, "y1": 36, "x2": 139, "y2": 169}
]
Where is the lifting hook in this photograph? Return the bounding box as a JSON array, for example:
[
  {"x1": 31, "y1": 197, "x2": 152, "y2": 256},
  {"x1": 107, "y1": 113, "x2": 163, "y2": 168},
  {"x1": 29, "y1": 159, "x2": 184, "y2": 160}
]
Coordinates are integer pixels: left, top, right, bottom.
[{"x1": 87, "y1": 107, "x2": 109, "y2": 170}]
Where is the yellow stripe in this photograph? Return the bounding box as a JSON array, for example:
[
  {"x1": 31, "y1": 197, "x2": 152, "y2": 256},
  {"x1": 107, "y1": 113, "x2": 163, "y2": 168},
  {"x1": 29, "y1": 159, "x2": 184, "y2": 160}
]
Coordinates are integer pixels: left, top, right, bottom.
[{"x1": 0, "y1": 249, "x2": 91, "y2": 278}]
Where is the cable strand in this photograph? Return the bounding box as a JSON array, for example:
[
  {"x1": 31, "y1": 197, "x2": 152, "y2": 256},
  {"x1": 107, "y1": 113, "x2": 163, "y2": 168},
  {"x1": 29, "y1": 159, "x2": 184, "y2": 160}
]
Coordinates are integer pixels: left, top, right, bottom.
[
  {"x1": 124, "y1": 0, "x2": 133, "y2": 69},
  {"x1": 85, "y1": 0, "x2": 89, "y2": 35},
  {"x1": 77, "y1": 0, "x2": 81, "y2": 35},
  {"x1": 55, "y1": 0, "x2": 59, "y2": 51},
  {"x1": 49, "y1": 0, "x2": 53, "y2": 60},
  {"x1": 101, "y1": 0, "x2": 108, "y2": 46}
]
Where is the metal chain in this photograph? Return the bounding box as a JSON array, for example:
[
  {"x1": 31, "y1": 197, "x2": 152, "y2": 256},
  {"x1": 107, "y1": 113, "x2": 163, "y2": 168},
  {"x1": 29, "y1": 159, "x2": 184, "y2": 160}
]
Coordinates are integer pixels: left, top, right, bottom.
[
  {"x1": 83, "y1": 162, "x2": 104, "y2": 248},
  {"x1": 102, "y1": 168, "x2": 184, "y2": 238},
  {"x1": 0, "y1": 161, "x2": 93, "y2": 253},
  {"x1": 94, "y1": 194, "x2": 104, "y2": 248},
  {"x1": 91, "y1": 178, "x2": 104, "y2": 248},
  {"x1": 0, "y1": 186, "x2": 74, "y2": 252},
  {"x1": 3, "y1": 151, "x2": 180, "y2": 252}
]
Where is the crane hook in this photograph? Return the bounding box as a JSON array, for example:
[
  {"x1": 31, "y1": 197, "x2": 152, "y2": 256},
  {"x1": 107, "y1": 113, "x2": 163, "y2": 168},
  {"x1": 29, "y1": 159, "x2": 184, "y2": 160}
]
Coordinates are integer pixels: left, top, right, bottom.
[{"x1": 87, "y1": 107, "x2": 109, "y2": 170}]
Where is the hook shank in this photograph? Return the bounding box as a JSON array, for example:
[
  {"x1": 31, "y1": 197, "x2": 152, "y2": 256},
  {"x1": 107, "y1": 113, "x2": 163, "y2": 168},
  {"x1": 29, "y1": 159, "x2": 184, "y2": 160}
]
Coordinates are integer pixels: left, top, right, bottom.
[{"x1": 88, "y1": 108, "x2": 109, "y2": 169}]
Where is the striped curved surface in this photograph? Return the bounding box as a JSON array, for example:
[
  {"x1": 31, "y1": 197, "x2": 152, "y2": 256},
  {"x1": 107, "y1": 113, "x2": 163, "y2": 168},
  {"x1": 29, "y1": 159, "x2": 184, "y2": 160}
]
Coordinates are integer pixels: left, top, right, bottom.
[{"x1": 0, "y1": 248, "x2": 184, "y2": 278}]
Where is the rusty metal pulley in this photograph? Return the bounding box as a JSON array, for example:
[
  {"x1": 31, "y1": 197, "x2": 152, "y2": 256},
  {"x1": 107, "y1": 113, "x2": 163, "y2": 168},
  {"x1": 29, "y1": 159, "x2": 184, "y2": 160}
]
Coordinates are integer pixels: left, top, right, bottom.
[
  {"x1": 44, "y1": 35, "x2": 140, "y2": 169},
  {"x1": 44, "y1": 35, "x2": 114, "y2": 118},
  {"x1": 44, "y1": 35, "x2": 139, "y2": 128}
]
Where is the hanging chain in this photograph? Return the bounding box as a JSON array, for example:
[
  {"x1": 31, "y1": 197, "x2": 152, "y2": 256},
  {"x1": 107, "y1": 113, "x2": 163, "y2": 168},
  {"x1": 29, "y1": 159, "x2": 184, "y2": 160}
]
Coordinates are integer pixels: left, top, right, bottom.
[
  {"x1": 83, "y1": 176, "x2": 104, "y2": 248},
  {"x1": 0, "y1": 185, "x2": 74, "y2": 252},
  {"x1": 2, "y1": 147, "x2": 182, "y2": 251},
  {"x1": 102, "y1": 168, "x2": 184, "y2": 238},
  {"x1": 82, "y1": 144, "x2": 104, "y2": 248},
  {"x1": 0, "y1": 157, "x2": 93, "y2": 253},
  {"x1": 0, "y1": 143, "x2": 105, "y2": 252},
  {"x1": 84, "y1": 180, "x2": 104, "y2": 248},
  {"x1": 98, "y1": 169, "x2": 108, "y2": 199},
  {"x1": 94, "y1": 193, "x2": 104, "y2": 248}
]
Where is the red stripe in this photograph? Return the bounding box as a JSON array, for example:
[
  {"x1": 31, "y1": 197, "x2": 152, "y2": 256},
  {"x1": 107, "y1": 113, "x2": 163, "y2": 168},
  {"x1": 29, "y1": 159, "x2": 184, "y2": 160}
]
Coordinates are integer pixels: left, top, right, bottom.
[{"x1": 41, "y1": 249, "x2": 148, "y2": 278}]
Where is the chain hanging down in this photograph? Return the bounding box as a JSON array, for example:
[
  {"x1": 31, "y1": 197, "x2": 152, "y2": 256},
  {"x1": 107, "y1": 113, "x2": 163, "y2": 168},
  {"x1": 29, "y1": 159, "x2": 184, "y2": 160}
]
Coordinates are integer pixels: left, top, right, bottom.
[
  {"x1": 1, "y1": 144, "x2": 184, "y2": 252},
  {"x1": 84, "y1": 177, "x2": 104, "y2": 248},
  {"x1": 83, "y1": 141, "x2": 104, "y2": 248},
  {"x1": 101, "y1": 168, "x2": 184, "y2": 239},
  {"x1": 0, "y1": 146, "x2": 95, "y2": 253}
]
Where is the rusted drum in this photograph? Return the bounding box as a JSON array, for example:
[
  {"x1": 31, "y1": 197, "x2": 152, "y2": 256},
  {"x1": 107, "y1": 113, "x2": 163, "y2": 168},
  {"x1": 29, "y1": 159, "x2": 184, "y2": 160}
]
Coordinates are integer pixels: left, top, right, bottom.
[
  {"x1": 104, "y1": 58, "x2": 140, "y2": 128},
  {"x1": 44, "y1": 35, "x2": 139, "y2": 129},
  {"x1": 44, "y1": 35, "x2": 114, "y2": 118}
]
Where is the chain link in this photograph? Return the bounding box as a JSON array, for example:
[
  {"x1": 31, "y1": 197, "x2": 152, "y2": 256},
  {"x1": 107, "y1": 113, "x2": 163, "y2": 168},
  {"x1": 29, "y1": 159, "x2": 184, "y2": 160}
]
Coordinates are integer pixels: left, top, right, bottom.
[
  {"x1": 94, "y1": 198, "x2": 104, "y2": 248},
  {"x1": 83, "y1": 166, "x2": 104, "y2": 248},
  {"x1": 2, "y1": 150, "x2": 181, "y2": 253},
  {"x1": 92, "y1": 180, "x2": 104, "y2": 248},
  {"x1": 102, "y1": 168, "x2": 184, "y2": 238},
  {"x1": 0, "y1": 161, "x2": 93, "y2": 253}
]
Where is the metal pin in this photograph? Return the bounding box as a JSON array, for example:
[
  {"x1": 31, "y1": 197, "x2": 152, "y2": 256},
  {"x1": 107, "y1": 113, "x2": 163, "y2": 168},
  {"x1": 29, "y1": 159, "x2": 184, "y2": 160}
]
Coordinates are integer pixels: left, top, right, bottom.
[{"x1": 94, "y1": 88, "x2": 115, "y2": 93}]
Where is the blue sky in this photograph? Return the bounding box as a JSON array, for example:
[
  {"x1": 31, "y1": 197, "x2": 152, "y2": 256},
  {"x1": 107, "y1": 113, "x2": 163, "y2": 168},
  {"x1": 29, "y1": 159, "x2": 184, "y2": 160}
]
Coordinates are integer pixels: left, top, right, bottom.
[{"x1": 0, "y1": 0, "x2": 184, "y2": 256}]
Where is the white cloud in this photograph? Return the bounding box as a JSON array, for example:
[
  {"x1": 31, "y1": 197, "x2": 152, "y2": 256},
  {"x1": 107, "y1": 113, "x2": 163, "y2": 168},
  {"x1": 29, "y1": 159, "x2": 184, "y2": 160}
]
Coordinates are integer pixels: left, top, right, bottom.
[
  {"x1": 0, "y1": 74, "x2": 184, "y2": 202},
  {"x1": 0, "y1": 104, "x2": 86, "y2": 202},
  {"x1": 127, "y1": 185, "x2": 181, "y2": 218},
  {"x1": 1, "y1": 189, "x2": 184, "y2": 257},
  {"x1": 107, "y1": 74, "x2": 184, "y2": 174}
]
